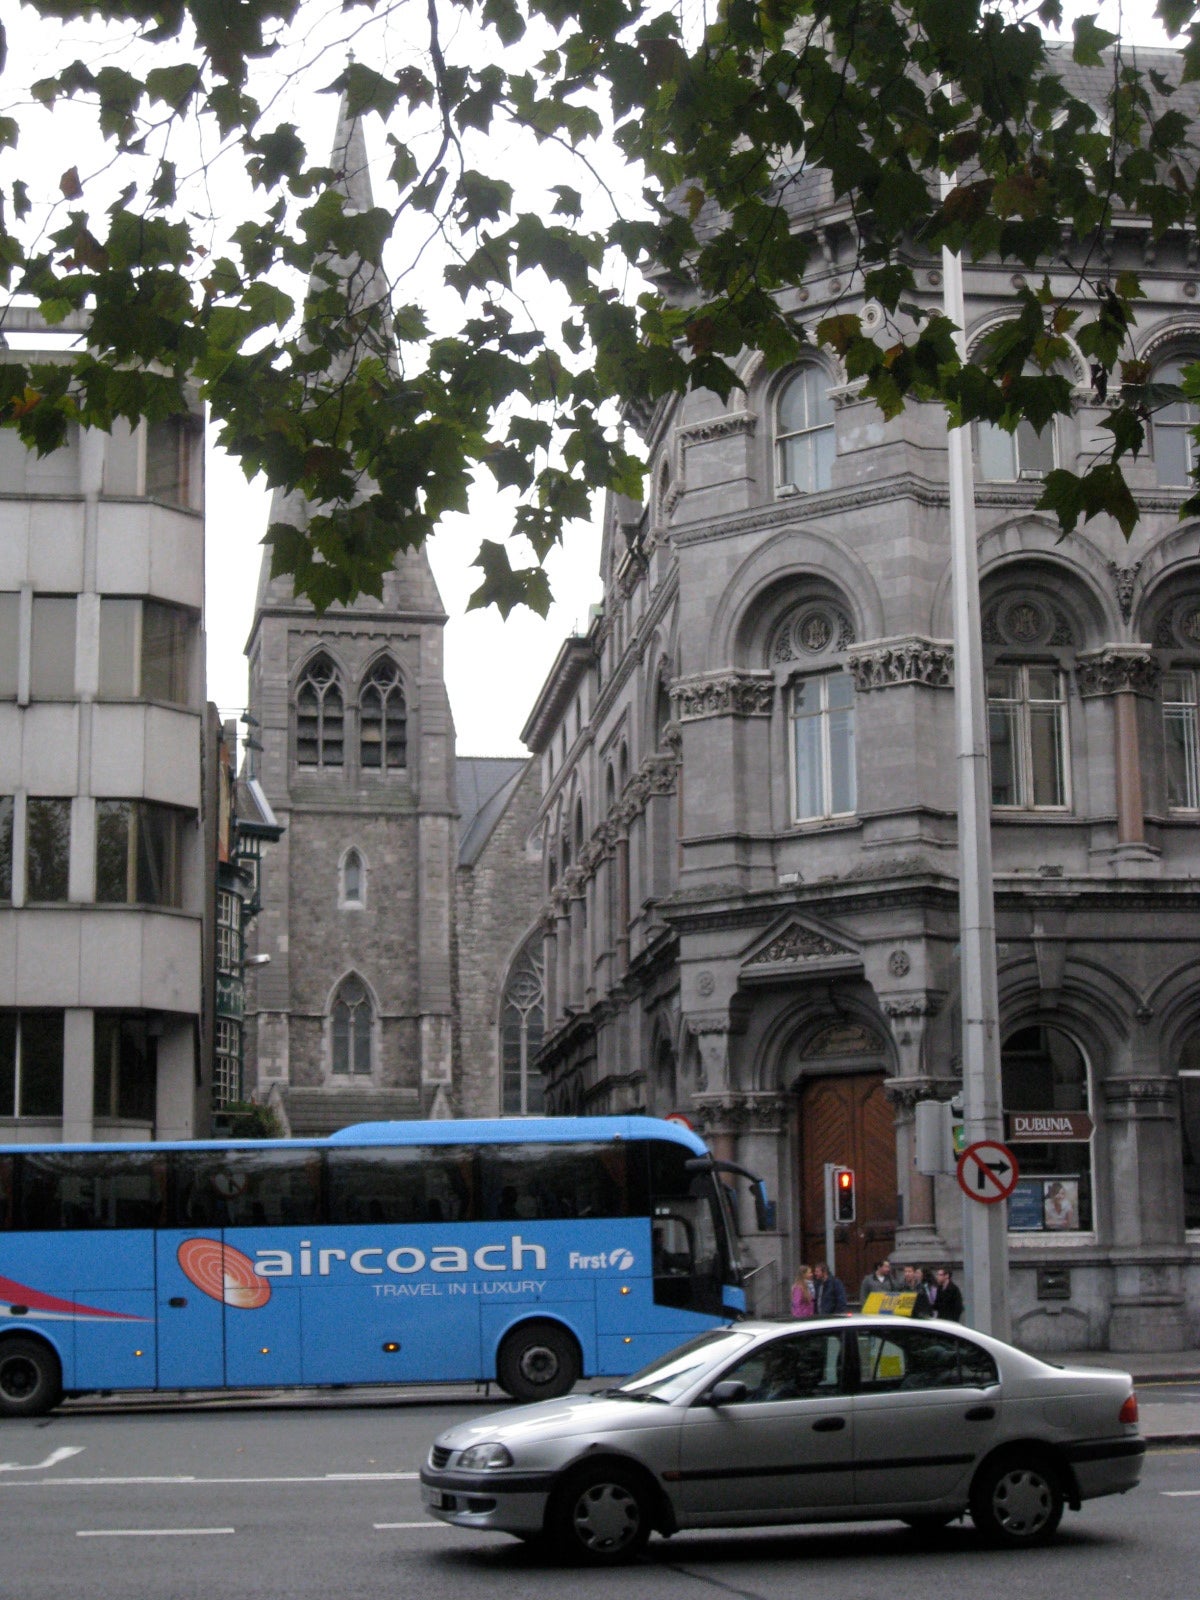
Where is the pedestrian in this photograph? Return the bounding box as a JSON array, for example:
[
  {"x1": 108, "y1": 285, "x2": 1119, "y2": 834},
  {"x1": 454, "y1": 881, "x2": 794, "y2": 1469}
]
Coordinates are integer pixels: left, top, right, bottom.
[
  {"x1": 811, "y1": 1261, "x2": 848, "y2": 1316},
  {"x1": 858, "y1": 1258, "x2": 895, "y2": 1306},
  {"x1": 900, "y1": 1264, "x2": 934, "y2": 1318},
  {"x1": 791, "y1": 1264, "x2": 815, "y2": 1319},
  {"x1": 930, "y1": 1265, "x2": 964, "y2": 1322}
]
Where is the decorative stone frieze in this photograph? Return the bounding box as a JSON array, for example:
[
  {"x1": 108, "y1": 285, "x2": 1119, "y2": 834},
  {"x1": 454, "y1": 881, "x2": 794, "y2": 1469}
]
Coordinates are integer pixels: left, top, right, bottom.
[
  {"x1": 693, "y1": 1092, "x2": 791, "y2": 1136},
  {"x1": 676, "y1": 412, "x2": 758, "y2": 448},
  {"x1": 1101, "y1": 1076, "x2": 1177, "y2": 1104},
  {"x1": 883, "y1": 1075, "x2": 960, "y2": 1111},
  {"x1": 746, "y1": 924, "x2": 857, "y2": 965},
  {"x1": 1075, "y1": 649, "x2": 1162, "y2": 698},
  {"x1": 881, "y1": 993, "x2": 944, "y2": 1019},
  {"x1": 982, "y1": 596, "x2": 1074, "y2": 648},
  {"x1": 772, "y1": 603, "x2": 855, "y2": 661},
  {"x1": 847, "y1": 637, "x2": 953, "y2": 691},
  {"x1": 1108, "y1": 560, "x2": 1142, "y2": 623},
  {"x1": 673, "y1": 672, "x2": 776, "y2": 721}
]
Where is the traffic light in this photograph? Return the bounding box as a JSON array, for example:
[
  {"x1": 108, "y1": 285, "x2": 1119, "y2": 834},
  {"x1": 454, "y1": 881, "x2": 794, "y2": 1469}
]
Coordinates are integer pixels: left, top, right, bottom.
[{"x1": 833, "y1": 1166, "x2": 856, "y2": 1222}]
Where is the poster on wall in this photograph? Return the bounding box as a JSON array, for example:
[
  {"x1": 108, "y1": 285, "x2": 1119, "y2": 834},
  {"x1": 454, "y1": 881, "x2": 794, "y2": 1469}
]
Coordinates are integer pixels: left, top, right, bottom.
[
  {"x1": 1043, "y1": 1178, "x2": 1080, "y2": 1230},
  {"x1": 1007, "y1": 1180, "x2": 1044, "y2": 1231}
]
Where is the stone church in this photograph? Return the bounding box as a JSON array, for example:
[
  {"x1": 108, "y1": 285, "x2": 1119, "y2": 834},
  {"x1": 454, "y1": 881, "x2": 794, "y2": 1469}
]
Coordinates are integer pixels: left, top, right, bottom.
[
  {"x1": 241, "y1": 106, "x2": 545, "y2": 1133},
  {"x1": 519, "y1": 46, "x2": 1200, "y2": 1352}
]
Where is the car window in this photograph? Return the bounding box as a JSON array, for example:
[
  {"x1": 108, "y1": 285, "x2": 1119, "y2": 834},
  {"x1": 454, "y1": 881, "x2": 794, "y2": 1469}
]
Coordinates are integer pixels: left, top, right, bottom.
[
  {"x1": 616, "y1": 1329, "x2": 755, "y2": 1401},
  {"x1": 856, "y1": 1327, "x2": 998, "y2": 1392},
  {"x1": 719, "y1": 1330, "x2": 845, "y2": 1403}
]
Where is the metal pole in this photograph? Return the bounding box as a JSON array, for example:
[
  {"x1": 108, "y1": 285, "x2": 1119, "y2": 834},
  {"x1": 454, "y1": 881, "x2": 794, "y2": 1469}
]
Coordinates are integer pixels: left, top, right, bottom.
[
  {"x1": 942, "y1": 210, "x2": 1012, "y2": 1342},
  {"x1": 823, "y1": 1163, "x2": 836, "y2": 1280}
]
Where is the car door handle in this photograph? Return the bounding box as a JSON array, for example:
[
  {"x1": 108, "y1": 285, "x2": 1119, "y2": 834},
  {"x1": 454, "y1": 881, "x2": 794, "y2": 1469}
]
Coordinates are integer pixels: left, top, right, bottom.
[
  {"x1": 964, "y1": 1405, "x2": 996, "y2": 1421},
  {"x1": 812, "y1": 1416, "x2": 847, "y2": 1432}
]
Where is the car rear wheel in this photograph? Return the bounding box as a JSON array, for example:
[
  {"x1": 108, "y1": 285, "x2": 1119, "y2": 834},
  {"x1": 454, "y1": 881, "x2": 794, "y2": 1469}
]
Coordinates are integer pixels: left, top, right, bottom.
[
  {"x1": 0, "y1": 1338, "x2": 63, "y2": 1419},
  {"x1": 970, "y1": 1454, "x2": 1064, "y2": 1546},
  {"x1": 497, "y1": 1321, "x2": 581, "y2": 1403},
  {"x1": 548, "y1": 1462, "x2": 651, "y2": 1565}
]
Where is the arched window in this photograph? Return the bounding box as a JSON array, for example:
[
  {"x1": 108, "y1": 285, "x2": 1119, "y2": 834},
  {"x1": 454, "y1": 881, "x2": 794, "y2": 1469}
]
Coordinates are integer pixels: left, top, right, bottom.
[
  {"x1": 501, "y1": 941, "x2": 545, "y2": 1115},
  {"x1": 983, "y1": 592, "x2": 1072, "y2": 812},
  {"x1": 776, "y1": 366, "x2": 835, "y2": 494},
  {"x1": 977, "y1": 416, "x2": 1056, "y2": 481},
  {"x1": 1152, "y1": 357, "x2": 1200, "y2": 487},
  {"x1": 1001, "y1": 1025, "x2": 1093, "y2": 1232},
  {"x1": 771, "y1": 599, "x2": 857, "y2": 825},
  {"x1": 360, "y1": 657, "x2": 407, "y2": 772},
  {"x1": 341, "y1": 848, "x2": 365, "y2": 908},
  {"x1": 296, "y1": 654, "x2": 343, "y2": 768},
  {"x1": 331, "y1": 975, "x2": 372, "y2": 1076}
]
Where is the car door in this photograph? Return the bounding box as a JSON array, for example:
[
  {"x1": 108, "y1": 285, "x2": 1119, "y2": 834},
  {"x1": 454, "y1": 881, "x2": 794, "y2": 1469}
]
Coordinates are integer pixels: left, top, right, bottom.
[
  {"x1": 851, "y1": 1325, "x2": 1003, "y2": 1509},
  {"x1": 676, "y1": 1328, "x2": 855, "y2": 1524}
]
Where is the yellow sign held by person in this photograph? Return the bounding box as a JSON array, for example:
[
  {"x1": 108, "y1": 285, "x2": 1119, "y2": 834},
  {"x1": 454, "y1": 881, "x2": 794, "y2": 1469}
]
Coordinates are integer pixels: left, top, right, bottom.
[{"x1": 861, "y1": 1291, "x2": 918, "y2": 1316}]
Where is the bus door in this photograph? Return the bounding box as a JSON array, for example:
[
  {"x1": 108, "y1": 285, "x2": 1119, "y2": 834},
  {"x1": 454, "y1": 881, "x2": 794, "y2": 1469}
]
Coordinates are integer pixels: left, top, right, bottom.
[{"x1": 155, "y1": 1230, "x2": 226, "y2": 1389}]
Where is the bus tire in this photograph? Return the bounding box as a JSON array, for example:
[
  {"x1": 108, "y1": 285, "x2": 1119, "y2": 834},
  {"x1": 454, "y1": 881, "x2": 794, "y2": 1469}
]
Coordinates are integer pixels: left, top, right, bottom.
[
  {"x1": 0, "y1": 1338, "x2": 63, "y2": 1419},
  {"x1": 497, "y1": 1321, "x2": 581, "y2": 1403}
]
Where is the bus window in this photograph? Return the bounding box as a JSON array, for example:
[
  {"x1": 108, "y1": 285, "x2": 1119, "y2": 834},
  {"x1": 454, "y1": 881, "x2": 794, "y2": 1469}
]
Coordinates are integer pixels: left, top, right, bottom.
[
  {"x1": 174, "y1": 1149, "x2": 322, "y2": 1229},
  {"x1": 0, "y1": 1153, "x2": 13, "y2": 1229},
  {"x1": 17, "y1": 1151, "x2": 168, "y2": 1230},
  {"x1": 479, "y1": 1141, "x2": 634, "y2": 1221},
  {"x1": 326, "y1": 1145, "x2": 476, "y2": 1225}
]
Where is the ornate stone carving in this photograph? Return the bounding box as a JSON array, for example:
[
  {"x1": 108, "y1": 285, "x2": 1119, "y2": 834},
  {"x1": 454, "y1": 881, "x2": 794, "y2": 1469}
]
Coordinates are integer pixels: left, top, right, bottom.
[
  {"x1": 1075, "y1": 650, "x2": 1162, "y2": 698},
  {"x1": 696, "y1": 970, "x2": 716, "y2": 997},
  {"x1": 677, "y1": 412, "x2": 758, "y2": 447},
  {"x1": 673, "y1": 672, "x2": 775, "y2": 720},
  {"x1": 881, "y1": 993, "x2": 944, "y2": 1019},
  {"x1": 692, "y1": 1092, "x2": 791, "y2": 1135},
  {"x1": 883, "y1": 1076, "x2": 960, "y2": 1111},
  {"x1": 772, "y1": 603, "x2": 855, "y2": 662},
  {"x1": 847, "y1": 638, "x2": 953, "y2": 691},
  {"x1": 887, "y1": 949, "x2": 912, "y2": 977},
  {"x1": 1101, "y1": 1076, "x2": 1177, "y2": 1103},
  {"x1": 1155, "y1": 598, "x2": 1200, "y2": 649},
  {"x1": 1108, "y1": 560, "x2": 1142, "y2": 623},
  {"x1": 804, "y1": 1022, "x2": 883, "y2": 1056},
  {"x1": 983, "y1": 595, "x2": 1075, "y2": 649},
  {"x1": 746, "y1": 925, "x2": 857, "y2": 966}
]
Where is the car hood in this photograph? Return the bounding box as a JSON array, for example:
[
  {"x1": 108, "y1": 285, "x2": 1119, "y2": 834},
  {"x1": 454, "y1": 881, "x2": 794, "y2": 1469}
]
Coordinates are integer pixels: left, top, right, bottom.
[{"x1": 434, "y1": 1392, "x2": 674, "y2": 1452}]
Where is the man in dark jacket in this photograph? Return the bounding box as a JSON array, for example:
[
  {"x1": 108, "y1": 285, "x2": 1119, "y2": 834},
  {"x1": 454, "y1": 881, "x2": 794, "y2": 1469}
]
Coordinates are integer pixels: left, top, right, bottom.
[
  {"x1": 811, "y1": 1262, "x2": 848, "y2": 1316},
  {"x1": 928, "y1": 1266, "x2": 964, "y2": 1322}
]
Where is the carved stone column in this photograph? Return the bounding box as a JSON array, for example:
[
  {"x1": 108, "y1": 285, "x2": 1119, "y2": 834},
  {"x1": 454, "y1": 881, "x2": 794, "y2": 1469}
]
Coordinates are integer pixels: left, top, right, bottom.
[
  {"x1": 1076, "y1": 649, "x2": 1162, "y2": 863},
  {"x1": 884, "y1": 1074, "x2": 957, "y2": 1256},
  {"x1": 1101, "y1": 1076, "x2": 1187, "y2": 1351},
  {"x1": 693, "y1": 1092, "x2": 790, "y2": 1317}
]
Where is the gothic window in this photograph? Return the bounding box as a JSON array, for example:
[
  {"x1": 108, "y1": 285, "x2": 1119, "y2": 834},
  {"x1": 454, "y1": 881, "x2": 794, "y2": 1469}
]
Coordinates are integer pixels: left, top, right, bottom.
[
  {"x1": 500, "y1": 942, "x2": 545, "y2": 1115},
  {"x1": 341, "y1": 848, "x2": 365, "y2": 908},
  {"x1": 331, "y1": 975, "x2": 372, "y2": 1077},
  {"x1": 360, "y1": 658, "x2": 407, "y2": 772},
  {"x1": 790, "y1": 671, "x2": 856, "y2": 822},
  {"x1": 1001, "y1": 1025, "x2": 1093, "y2": 1233},
  {"x1": 296, "y1": 654, "x2": 344, "y2": 768},
  {"x1": 987, "y1": 664, "x2": 1069, "y2": 809},
  {"x1": 1163, "y1": 669, "x2": 1200, "y2": 810},
  {"x1": 776, "y1": 366, "x2": 835, "y2": 494},
  {"x1": 1151, "y1": 357, "x2": 1200, "y2": 488}
]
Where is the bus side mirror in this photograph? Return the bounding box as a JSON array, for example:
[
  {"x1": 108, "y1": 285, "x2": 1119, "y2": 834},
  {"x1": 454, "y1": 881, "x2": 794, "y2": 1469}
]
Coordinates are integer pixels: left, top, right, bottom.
[
  {"x1": 753, "y1": 1182, "x2": 775, "y2": 1233},
  {"x1": 707, "y1": 1380, "x2": 748, "y2": 1406}
]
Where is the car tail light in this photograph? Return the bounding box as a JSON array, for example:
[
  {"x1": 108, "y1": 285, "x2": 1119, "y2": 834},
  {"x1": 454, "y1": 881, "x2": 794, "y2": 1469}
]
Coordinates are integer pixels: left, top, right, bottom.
[{"x1": 1119, "y1": 1392, "x2": 1139, "y2": 1424}]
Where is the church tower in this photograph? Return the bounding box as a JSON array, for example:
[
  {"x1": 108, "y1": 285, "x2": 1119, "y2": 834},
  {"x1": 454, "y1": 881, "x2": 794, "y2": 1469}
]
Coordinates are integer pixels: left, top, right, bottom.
[{"x1": 242, "y1": 101, "x2": 458, "y2": 1130}]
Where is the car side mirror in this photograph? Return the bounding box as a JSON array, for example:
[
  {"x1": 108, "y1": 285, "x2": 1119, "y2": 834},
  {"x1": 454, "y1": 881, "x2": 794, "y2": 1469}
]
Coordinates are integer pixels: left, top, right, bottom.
[{"x1": 707, "y1": 1379, "x2": 748, "y2": 1406}]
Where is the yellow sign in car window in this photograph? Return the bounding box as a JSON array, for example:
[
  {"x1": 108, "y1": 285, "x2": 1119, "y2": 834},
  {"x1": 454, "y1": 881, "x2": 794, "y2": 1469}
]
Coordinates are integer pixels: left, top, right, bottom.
[{"x1": 861, "y1": 1291, "x2": 918, "y2": 1317}]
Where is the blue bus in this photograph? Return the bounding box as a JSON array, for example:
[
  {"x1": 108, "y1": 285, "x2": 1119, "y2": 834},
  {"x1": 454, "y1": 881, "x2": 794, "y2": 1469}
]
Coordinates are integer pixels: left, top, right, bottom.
[{"x1": 0, "y1": 1117, "x2": 766, "y2": 1418}]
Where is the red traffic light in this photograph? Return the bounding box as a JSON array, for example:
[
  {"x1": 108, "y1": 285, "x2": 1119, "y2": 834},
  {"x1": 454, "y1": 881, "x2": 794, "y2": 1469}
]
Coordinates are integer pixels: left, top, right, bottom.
[{"x1": 833, "y1": 1166, "x2": 856, "y2": 1222}]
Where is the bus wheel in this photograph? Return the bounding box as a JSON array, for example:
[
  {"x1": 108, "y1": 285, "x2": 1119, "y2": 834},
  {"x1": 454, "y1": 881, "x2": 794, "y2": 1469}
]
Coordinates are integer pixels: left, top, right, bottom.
[
  {"x1": 497, "y1": 1321, "x2": 580, "y2": 1403},
  {"x1": 0, "y1": 1339, "x2": 63, "y2": 1418}
]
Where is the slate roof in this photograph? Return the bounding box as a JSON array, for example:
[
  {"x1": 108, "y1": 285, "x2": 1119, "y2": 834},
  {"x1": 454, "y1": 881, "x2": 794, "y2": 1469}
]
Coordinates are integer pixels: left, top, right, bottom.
[{"x1": 456, "y1": 756, "x2": 529, "y2": 866}]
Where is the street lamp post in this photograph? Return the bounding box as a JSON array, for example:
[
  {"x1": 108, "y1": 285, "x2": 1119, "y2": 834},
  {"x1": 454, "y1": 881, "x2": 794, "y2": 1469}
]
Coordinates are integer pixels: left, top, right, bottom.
[{"x1": 942, "y1": 224, "x2": 1012, "y2": 1342}]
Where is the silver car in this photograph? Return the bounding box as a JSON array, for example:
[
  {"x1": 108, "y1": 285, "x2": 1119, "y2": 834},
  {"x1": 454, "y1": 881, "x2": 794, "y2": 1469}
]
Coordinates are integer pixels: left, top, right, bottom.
[{"x1": 420, "y1": 1317, "x2": 1144, "y2": 1561}]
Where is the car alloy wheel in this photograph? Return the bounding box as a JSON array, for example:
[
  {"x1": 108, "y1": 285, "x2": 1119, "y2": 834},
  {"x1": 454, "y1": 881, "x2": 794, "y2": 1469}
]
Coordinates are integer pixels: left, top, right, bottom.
[{"x1": 971, "y1": 1456, "x2": 1064, "y2": 1546}]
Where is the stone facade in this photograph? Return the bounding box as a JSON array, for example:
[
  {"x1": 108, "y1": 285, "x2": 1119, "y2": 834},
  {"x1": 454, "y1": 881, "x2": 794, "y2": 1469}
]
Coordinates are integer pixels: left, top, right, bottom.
[{"x1": 521, "y1": 47, "x2": 1200, "y2": 1353}]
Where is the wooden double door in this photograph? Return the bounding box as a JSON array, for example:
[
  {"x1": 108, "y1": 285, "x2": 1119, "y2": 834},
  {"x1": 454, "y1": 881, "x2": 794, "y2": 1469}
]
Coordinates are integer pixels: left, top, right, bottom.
[{"x1": 798, "y1": 1072, "x2": 898, "y2": 1298}]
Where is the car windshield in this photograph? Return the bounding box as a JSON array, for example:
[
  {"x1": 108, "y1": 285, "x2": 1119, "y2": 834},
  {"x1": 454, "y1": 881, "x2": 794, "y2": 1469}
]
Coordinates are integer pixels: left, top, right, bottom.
[{"x1": 611, "y1": 1330, "x2": 754, "y2": 1403}]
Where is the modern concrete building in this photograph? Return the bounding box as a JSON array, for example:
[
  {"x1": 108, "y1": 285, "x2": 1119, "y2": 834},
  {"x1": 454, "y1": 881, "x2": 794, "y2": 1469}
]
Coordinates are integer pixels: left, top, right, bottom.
[
  {"x1": 521, "y1": 48, "x2": 1200, "y2": 1352},
  {"x1": 0, "y1": 315, "x2": 208, "y2": 1140}
]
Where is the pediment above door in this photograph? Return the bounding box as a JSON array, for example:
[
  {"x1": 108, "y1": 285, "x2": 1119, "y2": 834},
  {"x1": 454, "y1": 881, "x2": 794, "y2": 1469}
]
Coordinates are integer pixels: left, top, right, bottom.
[{"x1": 739, "y1": 917, "x2": 862, "y2": 984}]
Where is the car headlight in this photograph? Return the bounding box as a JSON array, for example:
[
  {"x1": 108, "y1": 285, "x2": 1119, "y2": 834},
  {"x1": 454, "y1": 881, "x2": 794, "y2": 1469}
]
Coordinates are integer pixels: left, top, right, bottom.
[{"x1": 458, "y1": 1442, "x2": 515, "y2": 1471}]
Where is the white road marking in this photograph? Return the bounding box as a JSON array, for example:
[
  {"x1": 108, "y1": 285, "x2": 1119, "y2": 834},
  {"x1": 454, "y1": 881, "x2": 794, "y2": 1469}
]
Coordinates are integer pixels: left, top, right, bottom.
[
  {"x1": 374, "y1": 1521, "x2": 459, "y2": 1530},
  {"x1": 0, "y1": 1470, "x2": 419, "y2": 1488},
  {"x1": 77, "y1": 1528, "x2": 235, "y2": 1538},
  {"x1": 1162, "y1": 1489, "x2": 1200, "y2": 1497},
  {"x1": 0, "y1": 1447, "x2": 85, "y2": 1474}
]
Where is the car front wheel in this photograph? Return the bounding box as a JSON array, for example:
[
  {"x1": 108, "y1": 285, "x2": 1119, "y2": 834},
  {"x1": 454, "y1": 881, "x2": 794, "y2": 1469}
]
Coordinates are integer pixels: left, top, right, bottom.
[
  {"x1": 970, "y1": 1454, "x2": 1064, "y2": 1546},
  {"x1": 548, "y1": 1462, "x2": 652, "y2": 1565}
]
